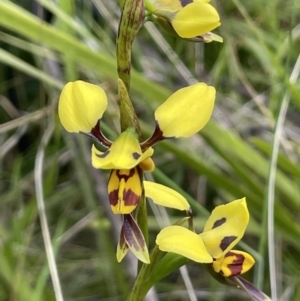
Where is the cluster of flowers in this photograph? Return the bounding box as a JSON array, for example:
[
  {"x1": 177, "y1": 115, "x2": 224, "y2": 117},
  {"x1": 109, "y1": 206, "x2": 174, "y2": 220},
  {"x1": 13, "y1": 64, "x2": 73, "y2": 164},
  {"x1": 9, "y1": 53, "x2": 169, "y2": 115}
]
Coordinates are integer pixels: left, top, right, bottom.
[
  {"x1": 58, "y1": 80, "x2": 254, "y2": 278},
  {"x1": 58, "y1": 0, "x2": 256, "y2": 288}
]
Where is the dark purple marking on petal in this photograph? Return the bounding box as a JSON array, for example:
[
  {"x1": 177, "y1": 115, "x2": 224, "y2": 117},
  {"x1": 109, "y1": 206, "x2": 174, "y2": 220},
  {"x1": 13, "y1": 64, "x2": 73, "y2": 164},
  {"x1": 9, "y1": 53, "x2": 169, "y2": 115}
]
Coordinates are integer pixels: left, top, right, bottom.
[
  {"x1": 220, "y1": 236, "x2": 237, "y2": 251},
  {"x1": 109, "y1": 189, "x2": 118, "y2": 206},
  {"x1": 119, "y1": 225, "x2": 127, "y2": 249},
  {"x1": 132, "y1": 152, "x2": 141, "y2": 160},
  {"x1": 222, "y1": 251, "x2": 245, "y2": 276},
  {"x1": 123, "y1": 215, "x2": 146, "y2": 251},
  {"x1": 109, "y1": 169, "x2": 142, "y2": 207},
  {"x1": 116, "y1": 169, "x2": 135, "y2": 181},
  {"x1": 180, "y1": 0, "x2": 193, "y2": 7},
  {"x1": 97, "y1": 150, "x2": 110, "y2": 158},
  {"x1": 212, "y1": 217, "x2": 226, "y2": 229},
  {"x1": 123, "y1": 217, "x2": 139, "y2": 251},
  {"x1": 123, "y1": 189, "x2": 140, "y2": 206}
]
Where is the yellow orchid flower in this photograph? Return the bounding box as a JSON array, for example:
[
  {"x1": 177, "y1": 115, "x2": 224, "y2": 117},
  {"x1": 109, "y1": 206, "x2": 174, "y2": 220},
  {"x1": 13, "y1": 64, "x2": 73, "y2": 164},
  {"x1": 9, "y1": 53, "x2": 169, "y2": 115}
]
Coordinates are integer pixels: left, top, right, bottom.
[
  {"x1": 145, "y1": 0, "x2": 222, "y2": 43},
  {"x1": 58, "y1": 80, "x2": 215, "y2": 215},
  {"x1": 58, "y1": 79, "x2": 213, "y2": 263},
  {"x1": 156, "y1": 198, "x2": 255, "y2": 277}
]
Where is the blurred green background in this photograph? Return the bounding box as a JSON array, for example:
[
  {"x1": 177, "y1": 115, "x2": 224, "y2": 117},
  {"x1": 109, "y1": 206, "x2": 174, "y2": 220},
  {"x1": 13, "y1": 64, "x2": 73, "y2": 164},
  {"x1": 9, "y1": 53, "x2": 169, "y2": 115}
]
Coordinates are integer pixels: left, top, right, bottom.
[{"x1": 0, "y1": 0, "x2": 300, "y2": 300}]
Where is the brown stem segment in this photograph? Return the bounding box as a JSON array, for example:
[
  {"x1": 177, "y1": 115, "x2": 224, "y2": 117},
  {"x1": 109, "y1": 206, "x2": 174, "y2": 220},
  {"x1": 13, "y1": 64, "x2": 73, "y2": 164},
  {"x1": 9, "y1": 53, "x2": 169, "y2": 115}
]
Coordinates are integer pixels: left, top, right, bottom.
[
  {"x1": 140, "y1": 123, "x2": 167, "y2": 150},
  {"x1": 86, "y1": 120, "x2": 113, "y2": 147}
]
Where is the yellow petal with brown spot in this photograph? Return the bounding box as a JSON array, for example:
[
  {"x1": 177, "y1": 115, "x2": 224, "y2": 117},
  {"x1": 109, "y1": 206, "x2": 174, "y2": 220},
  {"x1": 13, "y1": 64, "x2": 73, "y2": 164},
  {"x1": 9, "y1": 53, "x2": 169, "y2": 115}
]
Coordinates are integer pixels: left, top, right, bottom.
[{"x1": 108, "y1": 168, "x2": 142, "y2": 214}]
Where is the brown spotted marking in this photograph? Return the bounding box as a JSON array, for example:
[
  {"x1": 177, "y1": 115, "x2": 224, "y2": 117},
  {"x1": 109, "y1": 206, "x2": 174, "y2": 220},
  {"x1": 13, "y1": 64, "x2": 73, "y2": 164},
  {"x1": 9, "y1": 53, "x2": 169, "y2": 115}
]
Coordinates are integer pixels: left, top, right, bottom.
[
  {"x1": 212, "y1": 217, "x2": 226, "y2": 229},
  {"x1": 109, "y1": 189, "x2": 119, "y2": 206},
  {"x1": 220, "y1": 236, "x2": 237, "y2": 251},
  {"x1": 123, "y1": 189, "x2": 140, "y2": 206},
  {"x1": 109, "y1": 169, "x2": 138, "y2": 206},
  {"x1": 222, "y1": 251, "x2": 245, "y2": 276},
  {"x1": 180, "y1": 0, "x2": 193, "y2": 7},
  {"x1": 132, "y1": 152, "x2": 141, "y2": 160}
]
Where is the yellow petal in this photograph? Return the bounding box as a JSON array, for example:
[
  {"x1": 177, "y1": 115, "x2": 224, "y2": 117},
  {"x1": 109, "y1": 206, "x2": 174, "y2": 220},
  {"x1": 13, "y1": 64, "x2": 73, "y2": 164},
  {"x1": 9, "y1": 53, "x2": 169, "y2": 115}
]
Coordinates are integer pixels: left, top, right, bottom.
[
  {"x1": 108, "y1": 168, "x2": 142, "y2": 214},
  {"x1": 155, "y1": 83, "x2": 215, "y2": 138},
  {"x1": 156, "y1": 226, "x2": 212, "y2": 263},
  {"x1": 172, "y1": 3, "x2": 220, "y2": 38},
  {"x1": 213, "y1": 250, "x2": 255, "y2": 277},
  {"x1": 200, "y1": 198, "x2": 249, "y2": 258},
  {"x1": 91, "y1": 129, "x2": 154, "y2": 169},
  {"x1": 138, "y1": 157, "x2": 156, "y2": 172},
  {"x1": 58, "y1": 81, "x2": 107, "y2": 133},
  {"x1": 144, "y1": 181, "x2": 190, "y2": 211}
]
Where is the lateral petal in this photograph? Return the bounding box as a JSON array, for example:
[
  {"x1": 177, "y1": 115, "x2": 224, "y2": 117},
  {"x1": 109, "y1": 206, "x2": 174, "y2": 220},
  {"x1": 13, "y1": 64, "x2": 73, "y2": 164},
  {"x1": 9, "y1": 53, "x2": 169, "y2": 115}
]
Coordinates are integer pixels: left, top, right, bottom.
[
  {"x1": 154, "y1": 83, "x2": 215, "y2": 138},
  {"x1": 200, "y1": 198, "x2": 249, "y2": 258},
  {"x1": 144, "y1": 181, "x2": 190, "y2": 211},
  {"x1": 58, "y1": 81, "x2": 107, "y2": 133},
  {"x1": 156, "y1": 225, "x2": 212, "y2": 263},
  {"x1": 172, "y1": 3, "x2": 220, "y2": 38}
]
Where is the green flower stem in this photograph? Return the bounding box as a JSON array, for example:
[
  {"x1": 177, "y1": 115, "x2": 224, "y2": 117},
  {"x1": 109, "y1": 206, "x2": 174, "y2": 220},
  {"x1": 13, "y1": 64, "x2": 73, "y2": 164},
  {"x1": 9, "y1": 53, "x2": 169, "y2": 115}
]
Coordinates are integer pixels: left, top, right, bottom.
[
  {"x1": 128, "y1": 245, "x2": 162, "y2": 301},
  {"x1": 116, "y1": 0, "x2": 145, "y2": 90},
  {"x1": 117, "y1": 0, "x2": 144, "y2": 134}
]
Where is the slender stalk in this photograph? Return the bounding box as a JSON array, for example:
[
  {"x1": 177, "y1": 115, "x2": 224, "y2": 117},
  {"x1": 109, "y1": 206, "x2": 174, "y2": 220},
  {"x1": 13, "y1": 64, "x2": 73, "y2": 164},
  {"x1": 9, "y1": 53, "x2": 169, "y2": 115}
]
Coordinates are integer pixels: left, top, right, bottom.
[
  {"x1": 116, "y1": 0, "x2": 144, "y2": 90},
  {"x1": 34, "y1": 118, "x2": 64, "y2": 301},
  {"x1": 266, "y1": 54, "x2": 300, "y2": 301},
  {"x1": 128, "y1": 246, "x2": 162, "y2": 301}
]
